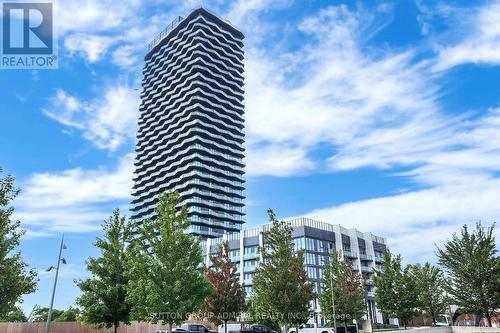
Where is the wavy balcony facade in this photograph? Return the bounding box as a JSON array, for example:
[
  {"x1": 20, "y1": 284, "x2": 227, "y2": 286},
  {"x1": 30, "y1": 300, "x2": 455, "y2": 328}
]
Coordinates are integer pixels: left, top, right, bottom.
[{"x1": 131, "y1": 8, "x2": 245, "y2": 238}]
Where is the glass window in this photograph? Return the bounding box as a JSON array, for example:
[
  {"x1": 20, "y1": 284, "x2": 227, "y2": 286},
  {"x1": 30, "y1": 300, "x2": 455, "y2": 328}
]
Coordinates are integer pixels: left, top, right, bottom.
[
  {"x1": 244, "y1": 260, "x2": 256, "y2": 267},
  {"x1": 293, "y1": 237, "x2": 305, "y2": 251},
  {"x1": 306, "y1": 238, "x2": 315, "y2": 251},
  {"x1": 244, "y1": 246, "x2": 258, "y2": 254},
  {"x1": 230, "y1": 249, "x2": 240, "y2": 258}
]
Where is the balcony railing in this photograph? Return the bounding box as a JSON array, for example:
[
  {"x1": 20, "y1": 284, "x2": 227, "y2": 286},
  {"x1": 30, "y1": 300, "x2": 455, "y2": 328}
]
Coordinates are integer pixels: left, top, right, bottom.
[
  {"x1": 243, "y1": 266, "x2": 256, "y2": 273},
  {"x1": 343, "y1": 250, "x2": 358, "y2": 258},
  {"x1": 148, "y1": 16, "x2": 183, "y2": 50},
  {"x1": 243, "y1": 253, "x2": 258, "y2": 260},
  {"x1": 359, "y1": 253, "x2": 373, "y2": 261},
  {"x1": 361, "y1": 266, "x2": 372, "y2": 273}
]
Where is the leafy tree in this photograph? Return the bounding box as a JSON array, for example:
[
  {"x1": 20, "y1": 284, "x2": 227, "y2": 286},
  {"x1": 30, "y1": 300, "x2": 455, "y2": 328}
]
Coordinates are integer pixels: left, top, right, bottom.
[
  {"x1": 204, "y1": 241, "x2": 246, "y2": 333},
  {"x1": 251, "y1": 209, "x2": 313, "y2": 333},
  {"x1": 30, "y1": 306, "x2": 78, "y2": 322},
  {"x1": 0, "y1": 168, "x2": 37, "y2": 316},
  {"x1": 436, "y1": 222, "x2": 500, "y2": 327},
  {"x1": 245, "y1": 298, "x2": 280, "y2": 332},
  {"x1": 318, "y1": 252, "x2": 365, "y2": 330},
  {"x1": 54, "y1": 306, "x2": 79, "y2": 322},
  {"x1": 127, "y1": 192, "x2": 212, "y2": 333},
  {"x1": 373, "y1": 250, "x2": 420, "y2": 328},
  {"x1": 31, "y1": 307, "x2": 64, "y2": 322},
  {"x1": 409, "y1": 263, "x2": 447, "y2": 326},
  {"x1": 76, "y1": 209, "x2": 132, "y2": 333},
  {"x1": 0, "y1": 306, "x2": 27, "y2": 322}
]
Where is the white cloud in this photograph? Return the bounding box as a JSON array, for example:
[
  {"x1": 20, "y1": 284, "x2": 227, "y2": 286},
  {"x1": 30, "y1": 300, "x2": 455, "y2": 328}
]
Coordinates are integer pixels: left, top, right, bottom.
[
  {"x1": 240, "y1": 3, "x2": 500, "y2": 262},
  {"x1": 15, "y1": 155, "x2": 133, "y2": 235},
  {"x1": 43, "y1": 86, "x2": 139, "y2": 151},
  {"x1": 64, "y1": 33, "x2": 115, "y2": 63},
  {"x1": 246, "y1": 145, "x2": 315, "y2": 177},
  {"x1": 244, "y1": 5, "x2": 442, "y2": 177},
  {"x1": 56, "y1": 0, "x2": 140, "y2": 34},
  {"x1": 33, "y1": 1, "x2": 500, "y2": 263},
  {"x1": 433, "y1": 1, "x2": 500, "y2": 71},
  {"x1": 304, "y1": 180, "x2": 500, "y2": 263}
]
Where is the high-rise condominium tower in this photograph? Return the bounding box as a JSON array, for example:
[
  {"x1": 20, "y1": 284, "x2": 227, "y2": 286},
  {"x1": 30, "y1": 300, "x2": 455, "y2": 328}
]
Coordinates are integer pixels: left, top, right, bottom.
[{"x1": 130, "y1": 8, "x2": 245, "y2": 238}]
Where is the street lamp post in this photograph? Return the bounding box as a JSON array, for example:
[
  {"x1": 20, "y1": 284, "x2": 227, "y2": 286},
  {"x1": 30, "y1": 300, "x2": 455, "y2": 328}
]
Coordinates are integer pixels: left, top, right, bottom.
[
  {"x1": 44, "y1": 234, "x2": 67, "y2": 333},
  {"x1": 329, "y1": 260, "x2": 337, "y2": 332}
]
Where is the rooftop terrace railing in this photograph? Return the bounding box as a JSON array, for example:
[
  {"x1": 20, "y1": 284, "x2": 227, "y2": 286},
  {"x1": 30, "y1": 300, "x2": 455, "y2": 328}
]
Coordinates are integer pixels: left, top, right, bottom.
[{"x1": 148, "y1": 16, "x2": 183, "y2": 51}]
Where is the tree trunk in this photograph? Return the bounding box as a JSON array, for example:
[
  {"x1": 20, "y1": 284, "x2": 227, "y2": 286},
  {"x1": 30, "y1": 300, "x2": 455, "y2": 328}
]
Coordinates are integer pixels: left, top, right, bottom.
[
  {"x1": 486, "y1": 313, "x2": 492, "y2": 327},
  {"x1": 114, "y1": 323, "x2": 118, "y2": 333},
  {"x1": 474, "y1": 314, "x2": 481, "y2": 327},
  {"x1": 169, "y1": 322, "x2": 173, "y2": 333},
  {"x1": 225, "y1": 320, "x2": 228, "y2": 333}
]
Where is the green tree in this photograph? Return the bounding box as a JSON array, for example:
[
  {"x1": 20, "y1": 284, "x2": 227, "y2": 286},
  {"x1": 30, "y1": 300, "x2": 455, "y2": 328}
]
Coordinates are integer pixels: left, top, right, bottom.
[
  {"x1": 0, "y1": 168, "x2": 37, "y2": 316},
  {"x1": 251, "y1": 209, "x2": 313, "y2": 333},
  {"x1": 31, "y1": 307, "x2": 64, "y2": 322},
  {"x1": 0, "y1": 306, "x2": 27, "y2": 322},
  {"x1": 409, "y1": 263, "x2": 447, "y2": 326},
  {"x1": 76, "y1": 209, "x2": 132, "y2": 333},
  {"x1": 318, "y1": 252, "x2": 365, "y2": 330},
  {"x1": 436, "y1": 222, "x2": 500, "y2": 327},
  {"x1": 204, "y1": 241, "x2": 246, "y2": 333},
  {"x1": 54, "y1": 307, "x2": 79, "y2": 322},
  {"x1": 127, "y1": 192, "x2": 211, "y2": 333},
  {"x1": 245, "y1": 298, "x2": 280, "y2": 332},
  {"x1": 373, "y1": 250, "x2": 420, "y2": 329}
]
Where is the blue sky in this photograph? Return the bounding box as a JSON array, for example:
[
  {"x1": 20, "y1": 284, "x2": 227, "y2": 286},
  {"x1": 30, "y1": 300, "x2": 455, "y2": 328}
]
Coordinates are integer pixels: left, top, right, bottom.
[{"x1": 1, "y1": 0, "x2": 500, "y2": 314}]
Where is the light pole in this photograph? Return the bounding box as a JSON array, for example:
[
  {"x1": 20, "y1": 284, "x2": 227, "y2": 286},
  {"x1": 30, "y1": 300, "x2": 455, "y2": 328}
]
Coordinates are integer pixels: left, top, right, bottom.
[
  {"x1": 44, "y1": 234, "x2": 67, "y2": 333},
  {"x1": 329, "y1": 257, "x2": 337, "y2": 331}
]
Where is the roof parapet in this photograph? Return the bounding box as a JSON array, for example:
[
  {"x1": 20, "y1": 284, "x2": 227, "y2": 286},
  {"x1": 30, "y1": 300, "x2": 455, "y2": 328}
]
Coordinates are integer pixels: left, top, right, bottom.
[{"x1": 147, "y1": 16, "x2": 183, "y2": 51}]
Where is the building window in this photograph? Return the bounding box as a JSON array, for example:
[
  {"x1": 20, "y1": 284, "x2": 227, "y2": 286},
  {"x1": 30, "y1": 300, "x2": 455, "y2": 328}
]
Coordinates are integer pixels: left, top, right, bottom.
[
  {"x1": 305, "y1": 253, "x2": 317, "y2": 265},
  {"x1": 244, "y1": 260, "x2": 256, "y2": 268},
  {"x1": 306, "y1": 238, "x2": 315, "y2": 251},
  {"x1": 293, "y1": 237, "x2": 305, "y2": 251},
  {"x1": 319, "y1": 254, "x2": 329, "y2": 266},
  {"x1": 244, "y1": 246, "x2": 258, "y2": 255},
  {"x1": 306, "y1": 267, "x2": 318, "y2": 279},
  {"x1": 230, "y1": 249, "x2": 240, "y2": 259}
]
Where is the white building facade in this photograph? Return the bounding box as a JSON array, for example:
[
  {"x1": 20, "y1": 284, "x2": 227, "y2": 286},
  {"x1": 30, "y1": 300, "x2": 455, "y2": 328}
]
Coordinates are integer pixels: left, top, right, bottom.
[{"x1": 201, "y1": 217, "x2": 387, "y2": 325}]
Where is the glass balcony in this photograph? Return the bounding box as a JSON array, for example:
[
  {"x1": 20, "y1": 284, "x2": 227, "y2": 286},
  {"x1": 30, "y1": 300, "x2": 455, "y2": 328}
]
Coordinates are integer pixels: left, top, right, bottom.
[
  {"x1": 361, "y1": 266, "x2": 372, "y2": 273},
  {"x1": 359, "y1": 253, "x2": 373, "y2": 261},
  {"x1": 243, "y1": 253, "x2": 257, "y2": 260},
  {"x1": 343, "y1": 250, "x2": 358, "y2": 258},
  {"x1": 243, "y1": 266, "x2": 255, "y2": 273}
]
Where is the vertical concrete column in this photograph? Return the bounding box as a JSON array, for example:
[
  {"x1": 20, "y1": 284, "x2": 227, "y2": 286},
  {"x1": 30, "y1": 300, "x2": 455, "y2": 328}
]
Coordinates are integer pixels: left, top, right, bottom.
[
  {"x1": 349, "y1": 229, "x2": 362, "y2": 274},
  {"x1": 333, "y1": 225, "x2": 342, "y2": 253},
  {"x1": 240, "y1": 230, "x2": 244, "y2": 285},
  {"x1": 206, "y1": 239, "x2": 211, "y2": 267}
]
